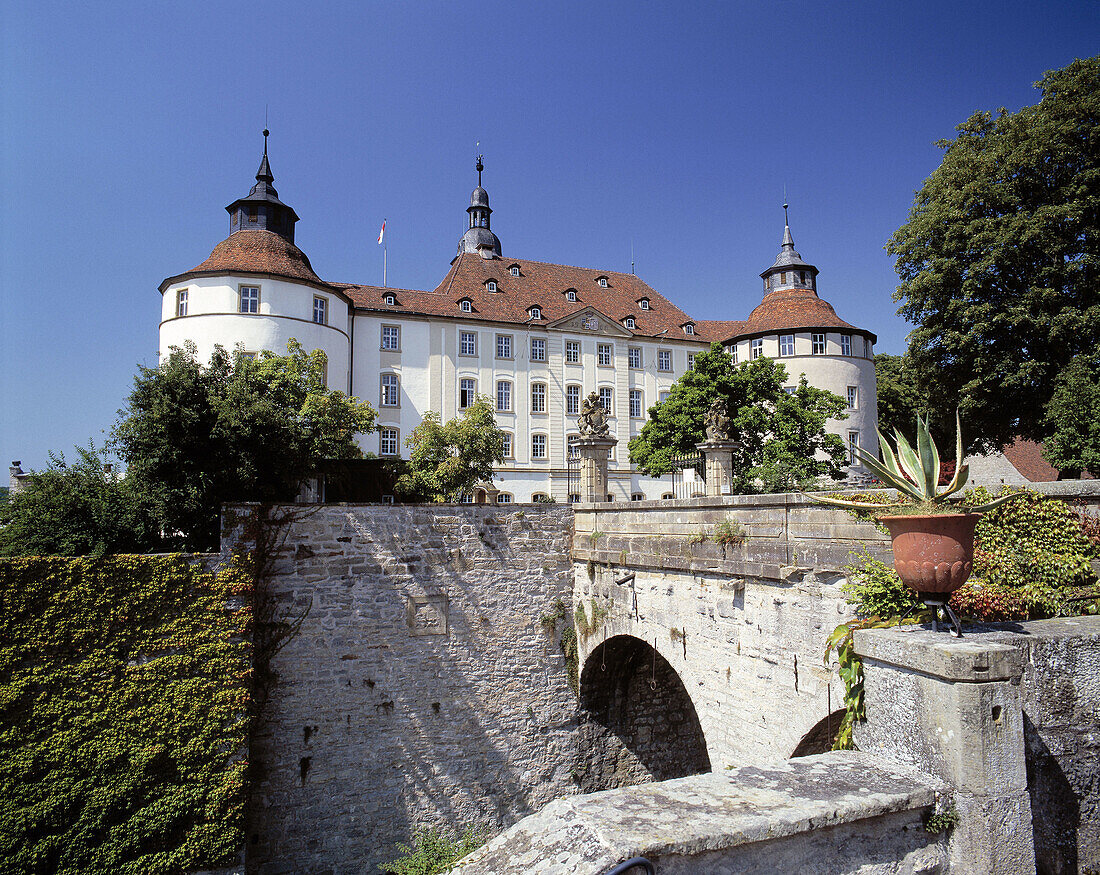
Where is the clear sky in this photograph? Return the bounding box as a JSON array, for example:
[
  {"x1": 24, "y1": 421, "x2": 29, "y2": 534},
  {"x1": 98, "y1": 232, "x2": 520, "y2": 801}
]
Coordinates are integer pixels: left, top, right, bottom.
[{"x1": 2, "y1": 0, "x2": 1097, "y2": 471}]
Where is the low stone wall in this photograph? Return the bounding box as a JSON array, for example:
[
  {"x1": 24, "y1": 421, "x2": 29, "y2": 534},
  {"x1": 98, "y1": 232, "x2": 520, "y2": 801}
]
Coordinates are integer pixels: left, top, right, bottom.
[
  {"x1": 450, "y1": 752, "x2": 949, "y2": 874},
  {"x1": 572, "y1": 494, "x2": 888, "y2": 769},
  {"x1": 224, "y1": 504, "x2": 578, "y2": 875}
]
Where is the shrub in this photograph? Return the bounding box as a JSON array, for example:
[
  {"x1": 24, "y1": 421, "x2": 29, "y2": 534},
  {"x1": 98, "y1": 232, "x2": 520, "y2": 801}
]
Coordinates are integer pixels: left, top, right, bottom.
[
  {"x1": 841, "y1": 553, "x2": 919, "y2": 619},
  {"x1": 380, "y1": 825, "x2": 485, "y2": 875}
]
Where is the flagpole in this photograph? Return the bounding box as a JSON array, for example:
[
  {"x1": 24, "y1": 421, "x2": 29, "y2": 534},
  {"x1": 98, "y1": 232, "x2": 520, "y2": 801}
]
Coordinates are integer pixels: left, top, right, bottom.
[{"x1": 383, "y1": 244, "x2": 387, "y2": 288}]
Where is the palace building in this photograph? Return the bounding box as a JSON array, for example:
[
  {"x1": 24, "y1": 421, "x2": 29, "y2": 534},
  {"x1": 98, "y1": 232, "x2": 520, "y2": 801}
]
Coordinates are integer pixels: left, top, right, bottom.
[{"x1": 158, "y1": 140, "x2": 877, "y2": 502}]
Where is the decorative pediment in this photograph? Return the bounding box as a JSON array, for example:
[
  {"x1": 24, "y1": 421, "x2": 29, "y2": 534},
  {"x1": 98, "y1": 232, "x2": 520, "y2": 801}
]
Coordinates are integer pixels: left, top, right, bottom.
[{"x1": 547, "y1": 306, "x2": 632, "y2": 337}]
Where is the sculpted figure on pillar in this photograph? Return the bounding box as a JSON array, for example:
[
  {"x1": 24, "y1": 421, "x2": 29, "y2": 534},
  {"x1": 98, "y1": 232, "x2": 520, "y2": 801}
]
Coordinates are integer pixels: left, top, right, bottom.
[
  {"x1": 578, "y1": 390, "x2": 611, "y2": 437},
  {"x1": 704, "y1": 397, "x2": 731, "y2": 442}
]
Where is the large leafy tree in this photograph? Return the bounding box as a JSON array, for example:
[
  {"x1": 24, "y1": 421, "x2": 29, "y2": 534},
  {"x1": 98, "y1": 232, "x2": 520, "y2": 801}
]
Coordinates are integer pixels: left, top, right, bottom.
[
  {"x1": 628, "y1": 344, "x2": 847, "y2": 492},
  {"x1": 888, "y1": 56, "x2": 1100, "y2": 453},
  {"x1": 395, "y1": 397, "x2": 507, "y2": 501},
  {"x1": 1042, "y1": 348, "x2": 1100, "y2": 478},
  {"x1": 113, "y1": 341, "x2": 377, "y2": 551},
  {"x1": 873, "y1": 353, "x2": 954, "y2": 451},
  {"x1": 0, "y1": 444, "x2": 161, "y2": 557}
]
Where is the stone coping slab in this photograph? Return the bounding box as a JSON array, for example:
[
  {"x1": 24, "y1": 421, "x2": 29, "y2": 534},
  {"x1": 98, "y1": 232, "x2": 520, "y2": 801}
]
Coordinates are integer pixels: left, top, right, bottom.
[
  {"x1": 854, "y1": 624, "x2": 1024, "y2": 682},
  {"x1": 449, "y1": 752, "x2": 942, "y2": 874}
]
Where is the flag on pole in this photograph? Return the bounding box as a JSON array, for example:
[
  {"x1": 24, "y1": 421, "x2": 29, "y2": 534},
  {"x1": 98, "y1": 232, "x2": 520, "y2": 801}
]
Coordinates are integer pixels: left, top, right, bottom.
[{"x1": 377, "y1": 220, "x2": 386, "y2": 245}]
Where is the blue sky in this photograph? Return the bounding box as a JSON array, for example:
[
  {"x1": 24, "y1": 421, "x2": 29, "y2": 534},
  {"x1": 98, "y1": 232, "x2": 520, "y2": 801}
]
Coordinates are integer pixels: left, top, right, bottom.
[{"x1": 3, "y1": 0, "x2": 1097, "y2": 470}]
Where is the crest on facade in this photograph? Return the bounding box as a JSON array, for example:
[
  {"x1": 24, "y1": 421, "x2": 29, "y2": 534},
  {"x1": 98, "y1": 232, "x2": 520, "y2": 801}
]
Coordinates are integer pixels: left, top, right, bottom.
[
  {"x1": 583, "y1": 316, "x2": 600, "y2": 331},
  {"x1": 578, "y1": 390, "x2": 611, "y2": 437},
  {"x1": 704, "y1": 397, "x2": 732, "y2": 441}
]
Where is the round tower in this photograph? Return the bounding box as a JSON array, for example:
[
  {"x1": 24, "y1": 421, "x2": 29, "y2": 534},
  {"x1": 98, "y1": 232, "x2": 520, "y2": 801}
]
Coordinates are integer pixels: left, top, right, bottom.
[{"x1": 158, "y1": 133, "x2": 350, "y2": 389}]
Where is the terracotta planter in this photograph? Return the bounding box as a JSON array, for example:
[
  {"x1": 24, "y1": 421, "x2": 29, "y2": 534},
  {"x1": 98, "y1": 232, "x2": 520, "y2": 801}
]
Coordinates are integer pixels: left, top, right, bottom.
[{"x1": 878, "y1": 513, "x2": 981, "y2": 598}]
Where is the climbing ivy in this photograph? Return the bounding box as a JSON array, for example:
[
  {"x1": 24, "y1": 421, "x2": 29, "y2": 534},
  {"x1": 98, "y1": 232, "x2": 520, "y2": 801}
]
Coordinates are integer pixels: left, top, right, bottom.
[{"x1": 0, "y1": 554, "x2": 255, "y2": 875}]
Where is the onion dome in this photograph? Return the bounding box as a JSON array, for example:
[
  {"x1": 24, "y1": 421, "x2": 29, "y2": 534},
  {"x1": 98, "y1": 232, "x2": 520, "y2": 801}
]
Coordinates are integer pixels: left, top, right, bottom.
[
  {"x1": 458, "y1": 155, "x2": 502, "y2": 258},
  {"x1": 225, "y1": 130, "x2": 300, "y2": 243}
]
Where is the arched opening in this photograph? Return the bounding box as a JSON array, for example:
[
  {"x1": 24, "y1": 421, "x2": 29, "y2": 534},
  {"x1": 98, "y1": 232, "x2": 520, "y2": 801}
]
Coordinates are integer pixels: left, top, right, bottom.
[
  {"x1": 576, "y1": 635, "x2": 710, "y2": 792},
  {"x1": 790, "y1": 709, "x2": 847, "y2": 757},
  {"x1": 475, "y1": 489, "x2": 487, "y2": 504}
]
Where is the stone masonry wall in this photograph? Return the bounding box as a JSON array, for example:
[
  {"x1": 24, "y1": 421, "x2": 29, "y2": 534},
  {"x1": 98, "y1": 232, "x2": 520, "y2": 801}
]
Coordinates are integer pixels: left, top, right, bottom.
[
  {"x1": 224, "y1": 504, "x2": 578, "y2": 875},
  {"x1": 572, "y1": 493, "x2": 891, "y2": 768}
]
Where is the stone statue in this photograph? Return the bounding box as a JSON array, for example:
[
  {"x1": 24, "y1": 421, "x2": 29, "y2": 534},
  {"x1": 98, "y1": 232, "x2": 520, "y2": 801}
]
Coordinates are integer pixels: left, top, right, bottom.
[
  {"x1": 578, "y1": 390, "x2": 611, "y2": 437},
  {"x1": 704, "y1": 398, "x2": 731, "y2": 442}
]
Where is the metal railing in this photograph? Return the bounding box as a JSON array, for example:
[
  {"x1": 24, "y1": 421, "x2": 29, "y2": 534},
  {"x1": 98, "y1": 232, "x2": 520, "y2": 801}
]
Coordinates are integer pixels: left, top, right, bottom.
[
  {"x1": 602, "y1": 857, "x2": 656, "y2": 875},
  {"x1": 669, "y1": 451, "x2": 705, "y2": 499}
]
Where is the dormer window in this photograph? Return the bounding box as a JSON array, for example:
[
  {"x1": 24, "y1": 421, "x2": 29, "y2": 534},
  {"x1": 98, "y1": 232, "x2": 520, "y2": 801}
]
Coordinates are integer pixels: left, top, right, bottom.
[
  {"x1": 509, "y1": 265, "x2": 521, "y2": 276},
  {"x1": 459, "y1": 299, "x2": 473, "y2": 312},
  {"x1": 566, "y1": 289, "x2": 578, "y2": 302},
  {"x1": 597, "y1": 276, "x2": 609, "y2": 288},
  {"x1": 486, "y1": 280, "x2": 498, "y2": 292},
  {"x1": 384, "y1": 294, "x2": 396, "y2": 306},
  {"x1": 529, "y1": 306, "x2": 542, "y2": 320},
  {"x1": 638, "y1": 298, "x2": 650, "y2": 310},
  {"x1": 683, "y1": 323, "x2": 695, "y2": 335},
  {"x1": 624, "y1": 316, "x2": 636, "y2": 329}
]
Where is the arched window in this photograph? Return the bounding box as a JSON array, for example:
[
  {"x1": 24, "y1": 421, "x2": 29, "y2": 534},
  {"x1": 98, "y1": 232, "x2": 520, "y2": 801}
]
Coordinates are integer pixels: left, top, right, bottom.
[
  {"x1": 624, "y1": 317, "x2": 636, "y2": 329},
  {"x1": 510, "y1": 265, "x2": 521, "y2": 276},
  {"x1": 566, "y1": 289, "x2": 578, "y2": 302},
  {"x1": 486, "y1": 280, "x2": 498, "y2": 292},
  {"x1": 384, "y1": 294, "x2": 396, "y2": 306},
  {"x1": 529, "y1": 306, "x2": 542, "y2": 320}
]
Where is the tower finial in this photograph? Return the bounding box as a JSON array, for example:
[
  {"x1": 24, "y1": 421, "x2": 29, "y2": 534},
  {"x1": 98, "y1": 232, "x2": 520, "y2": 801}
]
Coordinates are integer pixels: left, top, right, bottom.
[
  {"x1": 263, "y1": 127, "x2": 269, "y2": 156},
  {"x1": 476, "y1": 151, "x2": 484, "y2": 188},
  {"x1": 781, "y1": 201, "x2": 794, "y2": 249}
]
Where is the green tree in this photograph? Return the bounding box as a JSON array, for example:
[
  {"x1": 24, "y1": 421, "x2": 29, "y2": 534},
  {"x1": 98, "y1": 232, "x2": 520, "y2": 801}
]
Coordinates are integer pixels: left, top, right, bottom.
[
  {"x1": 873, "y1": 353, "x2": 954, "y2": 451},
  {"x1": 628, "y1": 344, "x2": 847, "y2": 492},
  {"x1": 0, "y1": 444, "x2": 161, "y2": 557},
  {"x1": 1042, "y1": 348, "x2": 1100, "y2": 477},
  {"x1": 396, "y1": 398, "x2": 506, "y2": 501},
  {"x1": 113, "y1": 340, "x2": 376, "y2": 551},
  {"x1": 887, "y1": 56, "x2": 1100, "y2": 453}
]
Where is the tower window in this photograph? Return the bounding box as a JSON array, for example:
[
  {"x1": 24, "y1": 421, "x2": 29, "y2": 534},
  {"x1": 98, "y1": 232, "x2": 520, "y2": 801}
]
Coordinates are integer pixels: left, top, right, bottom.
[
  {"x1": 780, "y1": 334, "x2": 795, "y2": 356},
  {"x1": 248, "y1": 207, "x2": 258, "y2": 224},
  {"x1": 239, "y1": 286, "x2": 260, "y2": 313},
  {"x1": 751, "y1": 338, "x2": 764, "y2": 359},
  {"x1": 176, "y1": 288, "x2": 188, "y2": 317},
  {"x1": 847, "y1": 386, "x2": 858, "y2": 410},
  {"x1": 812, "y1": 333, "x2": 826, "y2": 355},
  {"x1": 841, "y1": 335, "x2": 852, "y2": 356},
  {"x1": 848, "y1": 431, "x2": 861, "y2": 465},
  {"x1": 313, "y1": 296, "x2": 328, "y2": 325}
]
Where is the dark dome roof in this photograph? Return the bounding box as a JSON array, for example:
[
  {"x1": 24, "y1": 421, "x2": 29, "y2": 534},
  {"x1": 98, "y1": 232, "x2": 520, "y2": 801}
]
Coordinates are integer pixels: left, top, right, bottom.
[
  {"x1": 470, "y1": 186, "x2": 490, "y2": 207},
  {"x1": 186, "y1": 229, "x2": 322, "y2": 284}
]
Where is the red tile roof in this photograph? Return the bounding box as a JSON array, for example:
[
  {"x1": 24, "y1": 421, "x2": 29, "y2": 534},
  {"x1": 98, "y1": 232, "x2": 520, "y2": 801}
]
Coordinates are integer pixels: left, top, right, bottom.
[
  {"x1": 338, "y1": 253, "x2": 709, "y2": 340},
  {"x1": 1001, "y1": 439, "x2": 1062, "y2": 482},
  {"x1": 733, "y1": 287, "x2": 875, "y2": 341},
  {"x1": 167, "y1": 229, "x2": 325, "y2": 287},
  {"x1": 695, "y1": 320, "x2": 747, "y2": 342}
]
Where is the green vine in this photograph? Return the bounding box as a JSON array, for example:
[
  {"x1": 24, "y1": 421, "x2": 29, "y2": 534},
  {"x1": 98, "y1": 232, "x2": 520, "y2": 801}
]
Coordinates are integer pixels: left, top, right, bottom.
[
  {"x1": 540, "y1": 597, "x2": 579, "y2": 694},
  {"x1": 924, "y1": 803, "x2": 960, "y2": 834}
]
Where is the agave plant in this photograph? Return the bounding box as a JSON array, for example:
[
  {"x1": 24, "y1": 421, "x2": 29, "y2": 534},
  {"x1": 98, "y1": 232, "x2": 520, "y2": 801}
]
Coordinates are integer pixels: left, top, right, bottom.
[{"x1": 813, "y1": 411, "x2": 1018, "y2": 513}]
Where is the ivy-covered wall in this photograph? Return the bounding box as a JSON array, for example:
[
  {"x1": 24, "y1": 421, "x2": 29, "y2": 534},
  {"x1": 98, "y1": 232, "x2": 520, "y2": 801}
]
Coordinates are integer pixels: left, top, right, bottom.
[{"x1": 0, "y1": 554, "x2": 253, "y2": 875}]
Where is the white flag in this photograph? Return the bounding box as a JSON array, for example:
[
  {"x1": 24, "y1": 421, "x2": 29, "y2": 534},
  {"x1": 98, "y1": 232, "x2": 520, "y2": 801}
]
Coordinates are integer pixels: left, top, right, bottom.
[{"x1": 377, "y1": 220, "x2": 386, "y2": 245}]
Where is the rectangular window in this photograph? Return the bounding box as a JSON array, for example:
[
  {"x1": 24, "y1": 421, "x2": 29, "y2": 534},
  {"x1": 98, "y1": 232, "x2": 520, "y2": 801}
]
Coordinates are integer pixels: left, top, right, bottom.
[
  {"x1": 783, "y1": 386, "x2": 797, "y2": 395},
  {"x1": 379, "y1": 428, "x2": 399, "y2": 456},
  {"x1": 731, "y1": 345, "x2": 738, "y2": 364},
  {"x1": 599, "y1": 387, "x2": 613, "y2": 412},
  {"x1": 496, "y1": 380, "x2": 512, "y2": 412},
  {"x1": 657, "y1": 350, "x2": 672, "y2": 371},
  {"x1": 460, "y1": 331, "x2": 477, "y2": 356},
  {"x1": 313, "y1": 296, "x2": 328, "y2": 325},
  {"x1": 496, "y1": 334, "x2": 513, "y2": 359},
  {"x1": 531, "y1": 382, "x2": 546, "y2": 413},
  {"x1": 381, "y1": 325, "x2": 400, "y2": 350},
  {"x1": 568, "y1": 435, "x2": 580, "y2": 459},
  {"x1": 531, "y1": 434, "x2": 547, "y2": 460},
  {"x1": 848, "y1": 431, "x2": 860, "y2": 465},
  {"x1": 687, "y1": 353, "x2": 696, "y2": 370},
  {"x1": 597, "y1": 343, "x2": 613, "y2": 367},
  {"x1": 380, "y1": 373, "x2": 399, "y2": 406},
  {"x1": 239, "y1": 285, "x2": 260, "y2": 313},
  {"x1": 496, "y1": 493, "x2": 513, "y2": 504},
  {"x1": 501, "y1": 432, "x2": 513, "y2": 458},
  {"x1": 565, "y1": 340, "x2": 580, "y2": 364},
  {"x1": 841, "y1": 334, "x2": 852, "y2": 356},
  {"x1": 751, "y1": 338, "x2": 763, "y2": 359},
  {"x1": 628, "y1": 347, "x2": 642, "y2": 369},
  {"x1": 812, "y1": 333, "x2": 826, "y2": 355},
  {"x1": 566, "y1": 385, "x2": 581, "y2": 415},
  {"x1": 530, "y1": 337, "x2": 546, "y2": 362},
  {"x1": 847, "y1": 386, "x2": 858, "y2": 410},
  {"x1": 176, "y1": 288, "x2": 188, "y2": 317},
  {"x1": 780, "y1": 334, "x2": 795, "y2": 356},
  {"x1": 629, "y1": 389, "x2": 643, "y2": 418},
  {"x1": 659, "y1": 391, "x2": 670, "y2": 404},
  {"x1": 460, "y1": 378, "x2": 476, "y2": 409}
]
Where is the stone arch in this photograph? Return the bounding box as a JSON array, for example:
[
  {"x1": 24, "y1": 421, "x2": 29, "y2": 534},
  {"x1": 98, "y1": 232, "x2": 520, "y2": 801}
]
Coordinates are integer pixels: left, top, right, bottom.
[
  {"x1": 576, "y1": 634, "x2": 710, "y2": 792},
  {"x1": 790, "y1": 709, "x2": 847, "y2": 757}
]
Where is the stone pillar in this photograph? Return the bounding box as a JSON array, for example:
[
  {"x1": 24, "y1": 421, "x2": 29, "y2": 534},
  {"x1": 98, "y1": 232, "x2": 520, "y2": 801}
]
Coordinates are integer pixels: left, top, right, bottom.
[
  {"x1": 575, "y1": 436, "x2": 617, "y2": 503},
  {"x1": 853, "y1": 626, "x2": 1035, "y2": 875},
  {"x1": 697, "y1": 440, "x2": 739, "y2": 497}
]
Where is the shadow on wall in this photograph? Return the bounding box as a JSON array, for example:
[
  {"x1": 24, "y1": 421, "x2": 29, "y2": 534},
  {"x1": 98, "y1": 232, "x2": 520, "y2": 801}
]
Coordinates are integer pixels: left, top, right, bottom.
[
  {"x1": 790, "y1": 709, "x2": 847, "y2": 758},
  {"x1": 1025, "y1": 714, "x2": 1079, "y2": 875},
  {"x1": 576, "y1": 634, "x2": 711, "y2": 793}
]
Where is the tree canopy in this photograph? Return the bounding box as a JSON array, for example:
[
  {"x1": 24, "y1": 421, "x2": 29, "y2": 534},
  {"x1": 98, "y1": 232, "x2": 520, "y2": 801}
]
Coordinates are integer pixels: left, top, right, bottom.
[
  {"x1": 395, "y1": 397, "x2": 507, "y2": 501},
  {"x1": 0, "y1": 444, "x2": 161, "y2": 557},
  {"x1": 887, "y1": 56, "x2": 1100, "y2": 454},
  {"x1": 628, "y1": 344, "x2": 848, "y2": 492},
  {"x1": 113, "y1": 341, "x2": 376, "y2": 551},
  {"x1": 1042, "y1": 348, "x2": 1100, "y2": 478}
]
